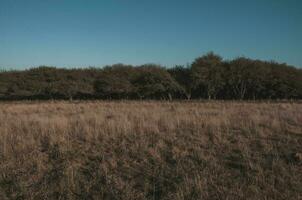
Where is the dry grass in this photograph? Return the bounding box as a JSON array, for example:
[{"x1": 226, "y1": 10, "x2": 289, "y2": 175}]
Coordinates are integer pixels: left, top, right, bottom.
[{"x1": 0, "y1": 101, "x2": 301, "y2": 200}]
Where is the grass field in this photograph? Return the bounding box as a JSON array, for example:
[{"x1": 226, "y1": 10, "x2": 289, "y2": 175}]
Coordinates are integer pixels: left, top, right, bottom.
[{"x1": 0, "y1": 101, "x2": 301, "y2": 199}]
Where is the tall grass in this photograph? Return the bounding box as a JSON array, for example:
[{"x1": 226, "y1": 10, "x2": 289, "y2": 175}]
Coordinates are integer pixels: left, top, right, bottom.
[{"x1": 0, "y1": 101, "x2": 301, "y2": 199}]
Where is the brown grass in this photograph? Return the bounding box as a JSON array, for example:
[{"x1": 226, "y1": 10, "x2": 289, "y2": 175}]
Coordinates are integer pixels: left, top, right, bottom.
[{"x1": 0, "y1": 101, "x2": 301, "y2": 200}]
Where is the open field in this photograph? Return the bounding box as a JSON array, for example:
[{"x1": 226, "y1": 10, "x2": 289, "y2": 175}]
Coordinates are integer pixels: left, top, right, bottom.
[{"x1": 0, "y1": 101, "x2": 301, "y2": 200}]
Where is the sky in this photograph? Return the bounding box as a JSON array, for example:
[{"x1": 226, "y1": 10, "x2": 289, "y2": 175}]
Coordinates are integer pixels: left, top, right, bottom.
[{"x1": 0, "y1": 0, "x2": 301, "y2": 69}]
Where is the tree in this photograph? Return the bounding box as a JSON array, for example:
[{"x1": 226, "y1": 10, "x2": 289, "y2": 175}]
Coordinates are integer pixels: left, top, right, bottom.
[
  {"x1": 0, "y1": 53, "x2": 302, "y2": 101},
  {"x1": 168, "y1": 65, "x2": 193, "y2": 99},
  {"x1": 133, "y1": 65, "x2": 183, "y2": 100},
  {"x1": 191, "y1": 52, "x2": 225, "y2": 99},
  {"x1": 267, "y1": 62, "x2": 302, "y2": 99},
  {"x1": 94, "y1": 64, "x2": 136, "y2": 99}
]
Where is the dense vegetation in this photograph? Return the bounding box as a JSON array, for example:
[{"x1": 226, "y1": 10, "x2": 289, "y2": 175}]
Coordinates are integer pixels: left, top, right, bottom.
[{"x1": 1, "y1": 52, "x2": 302, "y2": 100}]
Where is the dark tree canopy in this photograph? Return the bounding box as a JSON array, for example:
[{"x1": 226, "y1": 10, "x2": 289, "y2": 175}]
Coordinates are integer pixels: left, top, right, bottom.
[
  {"x1": 133, "y1": 65, "x2": 184, "y2": 100},
  {"x1": 191, "y1": 52, "x2": 225, "y2": 99},
  {"x1": 0, "y1": 52, "x2": 301, "y2": 100}
]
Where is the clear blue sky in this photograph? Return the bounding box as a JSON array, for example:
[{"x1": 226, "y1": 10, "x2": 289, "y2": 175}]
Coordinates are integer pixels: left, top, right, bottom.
[{"x1": 0, "y1": 0, "x2": 301, "y2": 69}]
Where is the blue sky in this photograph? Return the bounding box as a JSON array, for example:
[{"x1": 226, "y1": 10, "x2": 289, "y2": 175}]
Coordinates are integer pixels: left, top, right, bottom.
[{"x1": 0, "y1": 0, "x2": 301, "y2": 69}]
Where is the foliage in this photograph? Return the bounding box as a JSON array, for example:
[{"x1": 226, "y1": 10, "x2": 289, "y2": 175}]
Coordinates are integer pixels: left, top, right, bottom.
[{"x1": 0, "y1": 52, "x2": 302, "y2": 100}]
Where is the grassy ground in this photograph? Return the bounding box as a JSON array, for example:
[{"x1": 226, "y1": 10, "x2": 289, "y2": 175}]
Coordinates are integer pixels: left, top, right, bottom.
[{"x1": 0, "y1": 101, "x2": 301, "y2": 200}]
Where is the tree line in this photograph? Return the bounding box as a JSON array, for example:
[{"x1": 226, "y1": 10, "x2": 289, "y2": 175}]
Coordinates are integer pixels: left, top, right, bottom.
[{"x1": 1, "y1": 52, "x2": 302, "y2": 100}]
